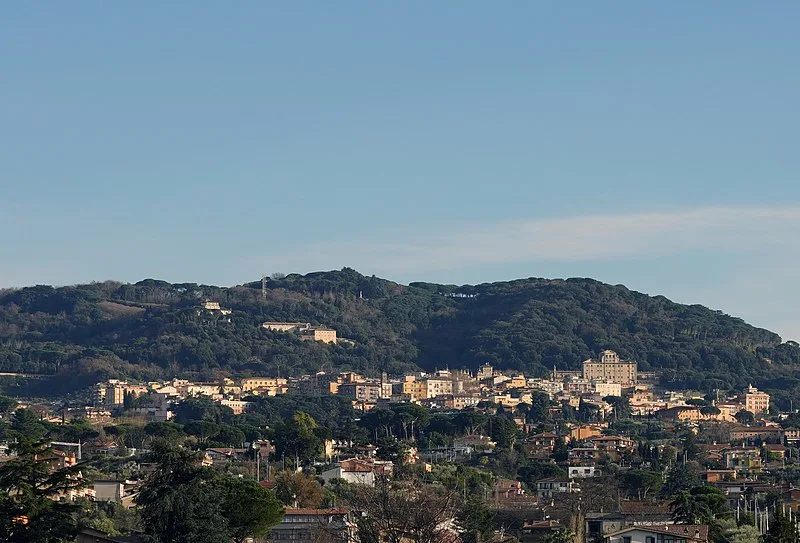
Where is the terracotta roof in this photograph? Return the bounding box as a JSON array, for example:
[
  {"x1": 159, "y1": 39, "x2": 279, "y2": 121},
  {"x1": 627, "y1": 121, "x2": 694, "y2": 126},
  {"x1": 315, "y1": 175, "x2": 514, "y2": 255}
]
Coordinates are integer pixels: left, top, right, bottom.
[
  {"x1": 619, "y1": 500, "x2": 672, "y2": 515},
  {"x1": 608, "y1": 524, "x2": 709, "y2": 542}
]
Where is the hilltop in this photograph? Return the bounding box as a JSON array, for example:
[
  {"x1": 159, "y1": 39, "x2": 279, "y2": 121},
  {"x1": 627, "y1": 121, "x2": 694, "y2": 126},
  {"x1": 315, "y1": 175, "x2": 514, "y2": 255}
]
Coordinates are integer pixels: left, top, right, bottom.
[{"x1": 1, "y1": 268, "x2": 799, "y2": 402}]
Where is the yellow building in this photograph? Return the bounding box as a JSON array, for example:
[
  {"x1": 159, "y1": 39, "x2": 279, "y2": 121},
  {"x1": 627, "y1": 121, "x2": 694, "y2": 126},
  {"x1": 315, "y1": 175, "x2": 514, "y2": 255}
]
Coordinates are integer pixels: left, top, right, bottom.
[
  {"x1": 506, "y1": 374, "x2": 526, "y2": 389},
  {"x1": 745, "y1": 385, "x2": 770, "y2": 414},
  {"x1": 241, "y1": 377, "x2": 287, "y2": 392},
  {"x1": 300, "y1": 327, "x2": 338, "y2": 344},
  {"x1": 582, "y1": 350, "x2": 637, "y2": 386}
]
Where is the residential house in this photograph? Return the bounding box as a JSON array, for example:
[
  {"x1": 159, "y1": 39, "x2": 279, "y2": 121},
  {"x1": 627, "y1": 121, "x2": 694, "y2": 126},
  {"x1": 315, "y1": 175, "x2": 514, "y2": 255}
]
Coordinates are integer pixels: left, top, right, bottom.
[
  {"x1": 536, "y1": 478, "x2": 576, "y2": 499},
  {"x1": 569, "y1": 466, "x2": 599, "y2": 478},
  {"x1": 723, "y1": 448, "x2": 763, "y2": 473},
  {"x1": 319, "y1": 458, "x2": 394, "y2": 486},
  {"x1": 525, "y1": 433, "x2": 558, "y2": 457},
  {"x1": 729, "y1": 426, "x2": 784, "y2": 444},
  {"x1": 605, "y1": 525, "x2": 709, "y2": 543},
  {"x1": 266, "y1": 508, "x2": 356, "y2": 543}
]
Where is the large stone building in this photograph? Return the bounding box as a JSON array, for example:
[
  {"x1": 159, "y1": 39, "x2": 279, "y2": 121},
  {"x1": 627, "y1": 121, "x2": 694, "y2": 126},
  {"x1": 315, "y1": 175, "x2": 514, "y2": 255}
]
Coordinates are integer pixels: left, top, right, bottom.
[
  {"x1": 582, "y1": 350, "x2": 637, "y2": 386},
  {"x1": 744, "y1": 385, "x2": 770, "y2": 414}
]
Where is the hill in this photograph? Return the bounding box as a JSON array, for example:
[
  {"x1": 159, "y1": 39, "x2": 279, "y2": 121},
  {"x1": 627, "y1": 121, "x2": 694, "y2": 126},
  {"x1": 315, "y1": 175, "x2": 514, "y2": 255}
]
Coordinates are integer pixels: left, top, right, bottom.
[{"x1": 1, "y1": 268, "x2": 799, "y2": 403}]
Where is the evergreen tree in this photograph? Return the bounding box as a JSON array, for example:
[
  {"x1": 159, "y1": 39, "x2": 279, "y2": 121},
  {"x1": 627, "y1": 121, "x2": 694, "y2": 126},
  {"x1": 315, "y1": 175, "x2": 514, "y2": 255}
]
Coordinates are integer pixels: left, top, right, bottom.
[{"x1": 0, "y1": 440, "x2": 86, "y2": 543}]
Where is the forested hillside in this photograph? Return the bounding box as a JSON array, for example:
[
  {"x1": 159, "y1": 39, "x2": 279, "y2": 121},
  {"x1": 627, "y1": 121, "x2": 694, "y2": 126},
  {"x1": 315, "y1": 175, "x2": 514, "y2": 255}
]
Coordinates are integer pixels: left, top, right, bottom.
[{"x1": 1, "y1": 268, "x2": 799, "y2": 400}]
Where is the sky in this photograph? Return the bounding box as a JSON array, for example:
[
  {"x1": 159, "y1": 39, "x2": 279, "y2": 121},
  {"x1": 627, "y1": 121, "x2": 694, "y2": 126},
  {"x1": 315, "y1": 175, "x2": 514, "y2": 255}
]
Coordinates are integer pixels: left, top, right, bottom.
[{"x1": 2, "y1": 3, "x2": 800, "y2": 340}]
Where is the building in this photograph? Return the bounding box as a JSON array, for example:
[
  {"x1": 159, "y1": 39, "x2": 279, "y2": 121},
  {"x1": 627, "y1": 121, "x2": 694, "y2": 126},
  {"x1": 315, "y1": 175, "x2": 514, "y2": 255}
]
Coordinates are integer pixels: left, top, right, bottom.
[
  {"x1": 338, "y1": 382, "x2": 382, "y2": 403},
  {"x1": 729, "y1": 426, "x2": 783, "y2": 443},
  {"x1": 262, "y1": 322, "x2": 311, "y2": 332},
  {"x1": 724, "y1": 447, "x2": 763, "y2": 473},
  {"x1": 744, "y1": 385, "x2": 770, "y2": 414},
  {"x1": 570, "y1": 425, "x2": 603, "y2": 442},
  {"x1": 267, "y1": 508, "x2": 356, "y2": 543},
  {"x1": 536, "y1": 478, "x2": 576, "y2": 499},
  {"x1": 241, "y1": 377, "x2": 287, "y2": 392},
  {"x1": 605, "y1": 525, "x2": 709, "y2": 543},
  {"x1": 301, "y1": 327, "x2": 338, "y2": 344},
  {"x1": 319, "y1": 458, "x2": 393, "y2": 486},
  {"x1": 595, "y1": 382, "x2": 622, "y2": 398},
  {"x1": 198, "y1": 301, "x2": 232, "y2": 316},
  {"x1": 424, "y1": 377, "x2": 453, "y2": 398},
  {"x1": 582, "y1": 350, "x2": 637, "y2": 386},
  {"x1": 568, "y1": 466, "x2": 599, "y2": 478}
]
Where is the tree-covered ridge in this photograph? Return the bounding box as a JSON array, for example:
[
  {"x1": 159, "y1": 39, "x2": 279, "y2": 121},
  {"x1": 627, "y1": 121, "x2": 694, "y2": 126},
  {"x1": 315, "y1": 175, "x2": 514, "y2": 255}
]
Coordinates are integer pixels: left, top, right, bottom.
[{"x1": 0, "y1": 268, "x2": 798, "y2": 398}]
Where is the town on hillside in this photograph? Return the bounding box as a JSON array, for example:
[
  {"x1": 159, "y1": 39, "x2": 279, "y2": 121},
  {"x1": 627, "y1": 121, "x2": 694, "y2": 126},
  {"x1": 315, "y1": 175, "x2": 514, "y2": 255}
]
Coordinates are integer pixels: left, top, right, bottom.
[{"x1": 3, "y1": 348, "x2": 799, "y2": 543}]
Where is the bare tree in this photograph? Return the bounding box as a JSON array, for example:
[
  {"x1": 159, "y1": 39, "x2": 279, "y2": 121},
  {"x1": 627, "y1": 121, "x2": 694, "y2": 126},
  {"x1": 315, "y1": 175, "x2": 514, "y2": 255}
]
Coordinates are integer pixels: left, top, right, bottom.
[{"x1": 343, "y1": 479, "x2": 459, "y2": 543}]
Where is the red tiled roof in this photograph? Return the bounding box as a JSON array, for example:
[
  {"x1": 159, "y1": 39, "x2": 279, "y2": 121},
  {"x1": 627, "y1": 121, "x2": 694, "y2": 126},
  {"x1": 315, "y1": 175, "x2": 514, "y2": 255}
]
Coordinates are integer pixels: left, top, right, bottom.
[{"x1": 619, "y1": 500, "x2": 672, "y2": 515}]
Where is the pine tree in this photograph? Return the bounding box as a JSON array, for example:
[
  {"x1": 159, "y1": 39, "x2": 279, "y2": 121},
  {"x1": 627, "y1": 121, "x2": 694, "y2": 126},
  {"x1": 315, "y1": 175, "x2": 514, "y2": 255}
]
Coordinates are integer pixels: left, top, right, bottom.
[{"x1": 0, "y1": 440, "x2": 87, "y2": 543}]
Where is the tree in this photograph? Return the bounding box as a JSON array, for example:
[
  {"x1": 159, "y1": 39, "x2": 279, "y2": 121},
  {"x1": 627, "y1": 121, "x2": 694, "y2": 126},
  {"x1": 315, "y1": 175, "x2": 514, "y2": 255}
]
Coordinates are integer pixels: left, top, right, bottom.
[
  {"x1": 670, "y1": 486, "x2": 730, "y2": 525},
  {"x1": 603, "y1": 396, "x2": 632, "y2": 420},
  {"x1": 671, "y1": 491, "x2": 712, "y2": 525},
  {"x1": 221, "y1": 477, "x2": 284, "y2": 543},
  {"x1": 765, "y1": 507, "x2": 799, "y2": 543},
  {"x1": 344, "y1": 479, "x2": 458, "y2": 543},
  {"x1": 490, "y1": 415, "x2": 519, "y2": 449},
  {"x1": 455, "y1": 496, "x2": 493, "y2": 543},
  {"x1": 9, "y1": 409, "x2": 48, "y2": 443},
  {"x1": 0, "y1": 395, "x2": 18, "y2": 413},
  {"x1": 273, "y1": 411, "x2": 323, "y2": 466},
  {"x1": 273, "y1": 471, "x2": 324, "y2": 508},
  {"x1": 136, "y1": 440, "x2": 229, "y2": 543},
  {"x1": 719, "y1": 518, "x2": 760, "y2": 543},
  {"x1": 0, "y1": 440, "x2": 87, "y2": 543},
  {"x1": 735, "y1": 410, "x2": 756, "y2": 425},
  {"x1": 543, "y1": 528, "x2": 576, "y2": 543},
  {"x1": 619, "y1": 470, "x2": 663, "y2": 500}
]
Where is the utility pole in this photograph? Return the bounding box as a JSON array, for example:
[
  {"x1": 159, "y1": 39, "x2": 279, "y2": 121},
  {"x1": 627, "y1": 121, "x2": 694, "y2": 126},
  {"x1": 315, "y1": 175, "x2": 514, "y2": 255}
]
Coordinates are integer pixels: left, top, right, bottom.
[{"x1": 262, "y1": 274, "x2": 267, "y2": 300}]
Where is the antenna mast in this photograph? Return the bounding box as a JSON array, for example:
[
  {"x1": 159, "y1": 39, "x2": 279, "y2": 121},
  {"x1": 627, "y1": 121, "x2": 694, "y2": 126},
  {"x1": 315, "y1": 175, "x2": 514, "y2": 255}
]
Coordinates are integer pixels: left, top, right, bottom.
[{"x1": 261, "y1": 273, "x2": 267, "y2": 300}]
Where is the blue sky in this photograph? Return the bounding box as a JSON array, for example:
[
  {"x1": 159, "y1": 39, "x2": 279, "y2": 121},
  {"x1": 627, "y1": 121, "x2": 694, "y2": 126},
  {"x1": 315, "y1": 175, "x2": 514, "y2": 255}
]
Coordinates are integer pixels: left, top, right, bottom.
[{"x1": 2, "y1": 3, "x2": 800, "y2": 339}]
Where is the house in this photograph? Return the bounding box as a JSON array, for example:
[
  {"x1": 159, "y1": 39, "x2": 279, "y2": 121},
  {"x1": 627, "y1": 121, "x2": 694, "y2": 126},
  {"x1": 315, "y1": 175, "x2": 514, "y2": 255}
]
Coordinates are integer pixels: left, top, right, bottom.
[
  {"x1": 744, "y1": 385, "x2": 770, "y2": 414},
  {"x1": 204, "y1": 447, "x2": 247, "y2": 465},
  {"x1": 568, "y1": 466, "x2": 599, "y2": 478},
  {"x1": 729, "y1": 426, "x2": 784, "y2": 444},
  {"x1": 723, "y1": 448, "x2": 763, "y2": 473},
  {"x1": 536, "y1": 478, "x2": 576, "y2": 499},
  {"x1": 493, "y1": 479, "x2": 526, "y2": 500},
  {"x1": 525, "y1": 433, "x2": 558, "y2": 456},
  {"x1": 701, "y1": 470, "x2": 737, "y2": 483},
  {"x1": 569, "y1": 445, "x2": 602, "y2": 463},
  {"x1": 764, "y1": 443, "x2": 788, "y2": 462},
  {"x1": 94, "y1": 480, "x2": 126, "y2": 502},
  {"x1": 785, "y1": 428, "x2": 800, "y2": 445},
  {"x1": 586, "y1": 500, "x2": 675, "y2": 540},
  {"x1": 605, "y1": 524, "x2": 709, "y2": 543},
  {"x1": 266, "y1": 508, "x2": 356, "y2": 543},
  {"x1": 519, "y1": 520, "x2": 566, "y2": 543},
  {"x1": 300, "y1": 327, "x2": 338, "y2": 344},
  {"x1": 453, "y1": 435, "x2": 496, "y2": 454},
  {"x1": 590, "y1": 436, "x2": 634, "y2": 451},
  {"x1": 319, "y1": 458, "x2": 393, "y2": 486},
  {"x1": 570, "y1": 425, "x2": 603, "y2": 442},
  {"x1": 655, "y1": 407, "x2": 702, "y2": 422}
]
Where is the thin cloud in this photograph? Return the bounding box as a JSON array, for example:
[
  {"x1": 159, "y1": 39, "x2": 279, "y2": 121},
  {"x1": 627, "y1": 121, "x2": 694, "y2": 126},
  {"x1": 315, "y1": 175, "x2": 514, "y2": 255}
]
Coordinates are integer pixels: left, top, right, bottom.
[{"x1": 268, "y1": 205, "x2": 800, "y2": 274}]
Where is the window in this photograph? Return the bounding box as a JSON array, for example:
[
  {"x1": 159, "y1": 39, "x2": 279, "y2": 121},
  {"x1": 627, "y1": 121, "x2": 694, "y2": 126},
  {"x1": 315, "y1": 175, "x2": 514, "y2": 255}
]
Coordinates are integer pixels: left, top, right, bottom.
[
  {"x1": 646, "y1": 537, "x2": 655, "y2": 543},
  {"x1": 622, "y1": 537, "x2": 631, "y2": 543}
]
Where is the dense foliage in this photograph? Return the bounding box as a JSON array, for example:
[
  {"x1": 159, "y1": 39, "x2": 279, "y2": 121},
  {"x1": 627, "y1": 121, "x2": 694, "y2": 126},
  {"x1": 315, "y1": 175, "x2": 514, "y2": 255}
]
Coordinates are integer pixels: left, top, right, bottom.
[{"x1": 1, "y1": 268, "x2": 798, "y2": 400}]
